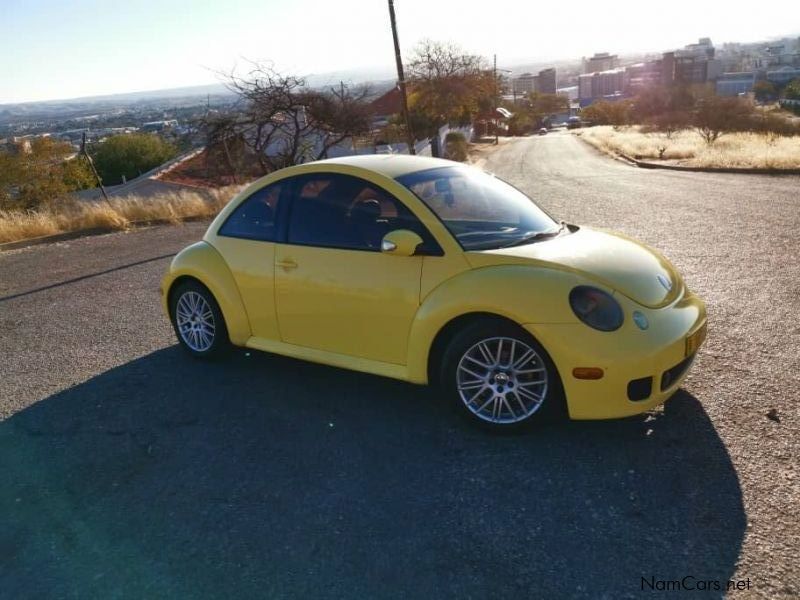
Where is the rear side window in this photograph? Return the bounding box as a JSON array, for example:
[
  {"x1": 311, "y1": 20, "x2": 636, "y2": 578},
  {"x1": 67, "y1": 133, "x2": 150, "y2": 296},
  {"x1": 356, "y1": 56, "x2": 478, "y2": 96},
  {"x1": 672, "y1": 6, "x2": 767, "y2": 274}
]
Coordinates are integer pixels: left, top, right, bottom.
[{"x1": 218, "y1": 183, "x2": 282, "y2": 242}]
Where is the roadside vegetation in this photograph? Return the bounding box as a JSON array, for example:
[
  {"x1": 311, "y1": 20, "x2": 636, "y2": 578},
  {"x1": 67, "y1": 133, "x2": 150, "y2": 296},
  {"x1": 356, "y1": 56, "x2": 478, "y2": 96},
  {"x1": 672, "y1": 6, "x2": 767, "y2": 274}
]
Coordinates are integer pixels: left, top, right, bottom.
[
  {"x1": 0, "y1": 187, "x2": 237, "y2": 245},
  {"x1": 505, "y1": 92, "x2": 571, "y2": 135},
  {"x1": 576, "y1": 80, "x2": 800, "y2": 169},
  {"x1": 0, "y1": 137, "x2": 95, "y2": 210},
  {"x1": 92, "y1": 133, "x2": 178, "y2": 185},
  {"x1": 580, "y1": 126, "x2": 800, "y2": 169}
]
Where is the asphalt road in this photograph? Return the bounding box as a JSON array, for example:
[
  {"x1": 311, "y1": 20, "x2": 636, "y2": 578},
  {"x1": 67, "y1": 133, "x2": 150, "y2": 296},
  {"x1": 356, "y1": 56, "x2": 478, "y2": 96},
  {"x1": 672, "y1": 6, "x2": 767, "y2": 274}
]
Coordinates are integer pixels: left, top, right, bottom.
[{"x1": 1, "y1": 133, "x2": 798, "y2": 599}]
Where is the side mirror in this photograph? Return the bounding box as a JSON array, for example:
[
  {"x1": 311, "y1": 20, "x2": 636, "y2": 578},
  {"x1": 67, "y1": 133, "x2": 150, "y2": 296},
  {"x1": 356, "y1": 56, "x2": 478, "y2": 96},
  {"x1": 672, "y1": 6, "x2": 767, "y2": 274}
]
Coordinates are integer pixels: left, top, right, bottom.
[{"x1": 381, "y1": 229, "x2": 424, "y2": 257}]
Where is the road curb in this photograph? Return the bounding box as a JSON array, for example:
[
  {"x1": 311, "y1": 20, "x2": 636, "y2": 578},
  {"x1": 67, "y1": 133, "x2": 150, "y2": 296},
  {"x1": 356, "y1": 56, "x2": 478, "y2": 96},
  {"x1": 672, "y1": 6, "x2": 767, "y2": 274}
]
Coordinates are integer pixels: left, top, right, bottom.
[
  {"x1": 619, "y1": 154, "x2": 800, "y2": 175},
  {"x1": 0, "y1": 216, "x2": 213, "y2": 253}
]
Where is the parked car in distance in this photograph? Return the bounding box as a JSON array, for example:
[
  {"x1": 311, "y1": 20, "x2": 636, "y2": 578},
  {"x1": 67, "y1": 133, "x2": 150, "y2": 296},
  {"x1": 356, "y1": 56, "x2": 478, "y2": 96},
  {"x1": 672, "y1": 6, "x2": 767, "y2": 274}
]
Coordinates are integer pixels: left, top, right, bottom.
[
  {"x1": 567, "y1": 116, "x2": 582, "y2": 129},
  {"x1": 538, "y1": 127, "x2": 548, "y2": 135},
  {"x1": 162, "y1": 155, "x2": 706, "y2": 430}
]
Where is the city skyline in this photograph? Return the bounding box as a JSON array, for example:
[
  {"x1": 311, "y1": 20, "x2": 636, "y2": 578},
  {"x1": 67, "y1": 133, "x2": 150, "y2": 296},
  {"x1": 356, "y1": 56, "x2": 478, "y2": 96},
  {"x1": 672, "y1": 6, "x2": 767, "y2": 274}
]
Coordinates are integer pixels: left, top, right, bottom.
[{"x1": 2, "y1": 0, "x2": 799, "y2": 104}]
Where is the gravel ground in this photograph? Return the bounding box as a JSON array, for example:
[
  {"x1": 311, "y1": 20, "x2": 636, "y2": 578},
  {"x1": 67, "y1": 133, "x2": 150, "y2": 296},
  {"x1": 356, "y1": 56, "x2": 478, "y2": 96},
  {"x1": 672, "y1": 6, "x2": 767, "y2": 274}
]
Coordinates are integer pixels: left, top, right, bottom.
[{"x1": 0, "y1": 136, "x2": 797, "y2": 599}]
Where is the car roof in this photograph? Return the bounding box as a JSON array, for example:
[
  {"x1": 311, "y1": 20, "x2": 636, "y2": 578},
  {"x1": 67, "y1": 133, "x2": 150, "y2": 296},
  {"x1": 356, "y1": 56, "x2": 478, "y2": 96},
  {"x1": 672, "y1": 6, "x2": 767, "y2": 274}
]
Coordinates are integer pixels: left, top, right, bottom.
[{"x1": 312, "y1": 154, "x2": 462, "y2": 179}]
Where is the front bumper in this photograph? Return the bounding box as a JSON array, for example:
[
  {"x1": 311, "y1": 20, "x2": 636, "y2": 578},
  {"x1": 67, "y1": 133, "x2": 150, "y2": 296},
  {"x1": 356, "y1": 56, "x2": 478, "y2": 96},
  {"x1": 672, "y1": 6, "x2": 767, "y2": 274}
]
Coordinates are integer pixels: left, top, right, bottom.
[{"x1": 524, "y1": 291, "x2": 706, "y2": 420}]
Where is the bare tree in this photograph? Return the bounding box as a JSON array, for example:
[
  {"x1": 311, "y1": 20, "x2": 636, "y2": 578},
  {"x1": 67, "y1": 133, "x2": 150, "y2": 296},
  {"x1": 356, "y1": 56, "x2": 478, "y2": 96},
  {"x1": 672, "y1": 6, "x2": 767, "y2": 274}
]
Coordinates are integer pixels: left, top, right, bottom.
[
  {"x1": 693, "y1": 96, "x2": 751, "y2": 145},
  {"x1": 299, "y1": 84, "x2": 373, "y2": 159},
  {"x1": 408, "y1": 39, "x2": 486, "y2": 80},
  {"x1": 649, "y1": 111, "x2": 691, "y2": 139},
  {"x1": 201, "y1": 64, "x2": 373, "y2": 175},
  {"x1": 199, "y1": 111, "x2": 244, "y2": 181}
]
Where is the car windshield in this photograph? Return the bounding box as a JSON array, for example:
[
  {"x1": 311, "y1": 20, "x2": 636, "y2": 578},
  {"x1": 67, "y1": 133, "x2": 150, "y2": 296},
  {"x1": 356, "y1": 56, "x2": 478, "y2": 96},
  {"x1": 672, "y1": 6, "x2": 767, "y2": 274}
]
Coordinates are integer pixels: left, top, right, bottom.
[{"x1": 396, "y1": 166, "x2": 559, "y2": 251}]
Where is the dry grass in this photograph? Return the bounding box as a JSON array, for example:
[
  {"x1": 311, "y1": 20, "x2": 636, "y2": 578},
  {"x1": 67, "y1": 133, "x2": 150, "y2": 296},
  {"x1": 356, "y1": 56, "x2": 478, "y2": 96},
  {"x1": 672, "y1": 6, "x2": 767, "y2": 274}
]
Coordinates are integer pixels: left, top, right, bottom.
[
  {"x1": 0, "y1": 186, "x2": 239, "y2": 245},
  {"x1": 578, "y1": 126, "x2": 800, "y2": 169}
]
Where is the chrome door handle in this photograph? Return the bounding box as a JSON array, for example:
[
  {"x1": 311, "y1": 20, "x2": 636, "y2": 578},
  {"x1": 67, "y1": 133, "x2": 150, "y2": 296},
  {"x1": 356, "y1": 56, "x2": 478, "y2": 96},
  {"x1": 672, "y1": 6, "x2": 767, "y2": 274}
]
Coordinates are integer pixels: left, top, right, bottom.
[{"x1": 277, "y1": 258, "x2": 298, "y2": 270}]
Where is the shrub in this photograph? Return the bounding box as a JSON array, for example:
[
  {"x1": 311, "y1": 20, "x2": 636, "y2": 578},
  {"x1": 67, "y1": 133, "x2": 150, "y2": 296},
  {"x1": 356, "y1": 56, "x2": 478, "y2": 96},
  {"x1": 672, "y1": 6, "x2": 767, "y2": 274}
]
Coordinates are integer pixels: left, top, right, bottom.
[
  {"x1": 0, "y1": 138, "x2": 95, "y2": 210},
  {"x1": 92, "y1": 133, "x2": 177, "y2": 185},
  {"x1": 580, "y1": 100, "x2": 632, "y2": 129},
  {"x1": 692, "y1": 96, "x2": 752, "y2": 144}
]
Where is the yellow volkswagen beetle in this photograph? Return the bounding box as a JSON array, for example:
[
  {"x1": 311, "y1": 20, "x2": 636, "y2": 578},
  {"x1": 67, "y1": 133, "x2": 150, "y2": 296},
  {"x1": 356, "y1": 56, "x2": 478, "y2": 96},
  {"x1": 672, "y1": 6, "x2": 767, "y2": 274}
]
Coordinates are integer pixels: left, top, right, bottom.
[{"x1": 161, "y1": 155, "x2": 706, "y2": 430}]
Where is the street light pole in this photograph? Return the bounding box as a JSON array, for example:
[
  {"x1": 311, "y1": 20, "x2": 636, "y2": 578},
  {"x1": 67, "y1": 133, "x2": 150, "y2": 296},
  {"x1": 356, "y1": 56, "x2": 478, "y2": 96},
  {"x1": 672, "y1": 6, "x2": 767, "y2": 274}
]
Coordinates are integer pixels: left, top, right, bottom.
[
  {"x1": 494, "y1": 54, "x2": 499, "y2": 144},
  {"x1": 387, "y1": 0, "x2": 415, "y2": 155}
]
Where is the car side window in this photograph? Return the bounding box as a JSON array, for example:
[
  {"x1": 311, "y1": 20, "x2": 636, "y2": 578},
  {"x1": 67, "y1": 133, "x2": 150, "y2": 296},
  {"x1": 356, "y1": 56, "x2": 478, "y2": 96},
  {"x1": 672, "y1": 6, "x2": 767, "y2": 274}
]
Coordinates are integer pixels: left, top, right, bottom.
[
  {"x1": 218, "y1": 183, "x2": 282, "y2": 242},
  {"x1": 287, "y1": 173, "x2": 440, "y2": 253}
]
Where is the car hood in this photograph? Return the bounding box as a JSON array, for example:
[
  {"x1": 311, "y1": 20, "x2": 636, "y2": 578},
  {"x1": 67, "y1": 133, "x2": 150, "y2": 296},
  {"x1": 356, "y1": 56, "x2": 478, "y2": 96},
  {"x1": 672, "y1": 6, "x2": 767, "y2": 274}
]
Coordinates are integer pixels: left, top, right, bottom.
[{"x1": 465, "y1": 227, "x2": 683, "y2": 308}]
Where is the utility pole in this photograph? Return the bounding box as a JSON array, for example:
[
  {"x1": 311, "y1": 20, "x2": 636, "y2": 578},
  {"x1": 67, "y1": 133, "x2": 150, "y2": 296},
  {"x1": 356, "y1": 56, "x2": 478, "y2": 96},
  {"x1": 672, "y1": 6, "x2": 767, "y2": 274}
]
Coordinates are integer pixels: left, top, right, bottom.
[
  {"x1": 494, "y1": 54, "x2": 499, "y2": 144},
  {"x1": 81, "y1": 131, "x2": 110, "y2": 204},
  {"x1": 387, "y1": 0, "x2": 415, "y2": 155}
]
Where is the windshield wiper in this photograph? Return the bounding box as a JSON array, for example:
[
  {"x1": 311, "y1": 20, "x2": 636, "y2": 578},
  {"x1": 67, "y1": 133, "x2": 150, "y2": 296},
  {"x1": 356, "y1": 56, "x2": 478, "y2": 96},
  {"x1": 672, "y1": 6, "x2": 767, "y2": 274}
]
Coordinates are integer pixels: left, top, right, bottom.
[{"x1": 501, "y1": 222, "x2": 566, "y2": 248}]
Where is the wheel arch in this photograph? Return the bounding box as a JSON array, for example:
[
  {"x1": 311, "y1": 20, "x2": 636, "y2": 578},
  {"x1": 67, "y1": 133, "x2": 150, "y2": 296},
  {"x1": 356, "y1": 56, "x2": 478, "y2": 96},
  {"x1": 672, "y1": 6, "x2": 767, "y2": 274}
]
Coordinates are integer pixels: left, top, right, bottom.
[
  {"x1": 426, "y1": 312, "x2": 526, "y2": 386},
  {"x1": 167, "y1": 275, "x2": 211, "y2": 312},
  {"x1": 406, "y1": 264, "x2": 580, "y2": 384},
  {"x1": 162, "y1": 241, "x2": 251, "y2": 345}
]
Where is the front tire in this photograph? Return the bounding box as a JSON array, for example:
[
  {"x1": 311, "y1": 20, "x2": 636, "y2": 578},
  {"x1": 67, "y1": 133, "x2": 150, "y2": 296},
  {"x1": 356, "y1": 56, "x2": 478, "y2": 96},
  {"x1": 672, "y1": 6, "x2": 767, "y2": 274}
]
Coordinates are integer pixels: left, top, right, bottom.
[
  {"x1": 440, "y1": 320, "x2": 565, "y2": 431},
  {"x1": 169, "y1": 280, "x2": 230, "y2": 358}
]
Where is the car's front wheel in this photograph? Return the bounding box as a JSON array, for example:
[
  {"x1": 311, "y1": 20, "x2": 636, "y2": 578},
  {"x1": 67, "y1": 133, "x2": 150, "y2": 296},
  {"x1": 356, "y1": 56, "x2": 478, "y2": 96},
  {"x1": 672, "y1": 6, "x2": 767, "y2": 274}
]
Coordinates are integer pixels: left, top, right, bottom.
[
  {"x1": 169, "y1": 280, "x2": 230, "y2": 358},
  {"x1": 440, "y1": 320, "x2": 565, "y2": 431}
]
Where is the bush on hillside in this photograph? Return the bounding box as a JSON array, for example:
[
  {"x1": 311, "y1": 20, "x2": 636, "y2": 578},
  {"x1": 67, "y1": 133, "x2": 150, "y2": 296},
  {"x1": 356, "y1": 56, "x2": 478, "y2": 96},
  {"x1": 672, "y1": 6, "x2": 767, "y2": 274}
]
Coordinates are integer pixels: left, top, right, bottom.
[{"x1": 92, "y1": 133, "x2": 177, "y2": 185}]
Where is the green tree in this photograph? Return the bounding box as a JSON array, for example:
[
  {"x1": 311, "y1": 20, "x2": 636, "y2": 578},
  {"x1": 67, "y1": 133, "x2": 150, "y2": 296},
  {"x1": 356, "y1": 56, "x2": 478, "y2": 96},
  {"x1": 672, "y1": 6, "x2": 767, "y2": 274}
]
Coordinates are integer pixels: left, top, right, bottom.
[
  {"x1": 0, "y1": 150, "x2": 21, "y2": 206},
  {"x1": 406, "y1": 39, "x2": 494, "y2": 137},
  {"x1": 92, "y1": 133, "x2": 177, "y2": 185},
  {"x1": 581, "y1": 100, "x2": 632, "y2": 128},
  {"x1": 784, "y1": 79, "x2": 800, "y2": 100},
  {"x1": 62, "y1": 156, "x2": 97, "y2": 190},
  {"x1": 528, "y1": 92, "x2": 570, "y2": 118},
  {"x1": 753, "y1": 80, "x2": 776, "y2": 102},
  {"x1": 0, "y1": 137, "x2": 95, "y2": 210},
  {"x1": 506, "y1": 108, "x2": 534, "y2": 135}
]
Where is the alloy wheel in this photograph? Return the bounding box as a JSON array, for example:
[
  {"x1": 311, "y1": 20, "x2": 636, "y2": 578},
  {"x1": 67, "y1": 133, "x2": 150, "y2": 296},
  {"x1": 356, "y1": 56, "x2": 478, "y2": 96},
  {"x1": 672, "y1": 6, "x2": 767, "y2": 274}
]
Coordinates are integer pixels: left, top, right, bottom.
[
  {"x1": 456, "y1": 336, "x2": 549, "y2": 424},
  {"x1": 175, "y1": 291, "x2": 216, "y2": 352}
]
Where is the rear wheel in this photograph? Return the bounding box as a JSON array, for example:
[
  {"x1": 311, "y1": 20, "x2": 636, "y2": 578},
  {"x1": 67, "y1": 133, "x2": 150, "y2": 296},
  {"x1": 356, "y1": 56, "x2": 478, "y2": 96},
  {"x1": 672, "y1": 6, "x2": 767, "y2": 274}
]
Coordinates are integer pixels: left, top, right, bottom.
[
  {"x1": 440, "y1": 320, "x2": 565, "y2": 431},
  {"x1": 169, "y1": 280, "x2": 230, "y2": 358}
]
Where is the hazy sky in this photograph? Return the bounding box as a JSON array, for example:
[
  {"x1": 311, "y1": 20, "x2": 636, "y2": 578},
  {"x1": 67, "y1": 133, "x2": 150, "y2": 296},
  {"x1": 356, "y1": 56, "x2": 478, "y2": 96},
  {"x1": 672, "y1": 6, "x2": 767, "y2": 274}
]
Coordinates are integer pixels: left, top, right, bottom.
[{"x1": 1, "y1": 0, "x2": 797, "y2": 104}]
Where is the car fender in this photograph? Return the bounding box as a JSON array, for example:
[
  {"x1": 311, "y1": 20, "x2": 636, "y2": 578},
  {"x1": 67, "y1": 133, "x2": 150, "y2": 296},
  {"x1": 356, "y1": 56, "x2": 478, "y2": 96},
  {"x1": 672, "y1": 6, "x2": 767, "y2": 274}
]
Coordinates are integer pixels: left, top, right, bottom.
[
  {"x1": 161, "y1": 241, "x2": 251, "y2": 345},
  {"x1": 406, "y1": 265, "x2": 582, "y2": 383}
]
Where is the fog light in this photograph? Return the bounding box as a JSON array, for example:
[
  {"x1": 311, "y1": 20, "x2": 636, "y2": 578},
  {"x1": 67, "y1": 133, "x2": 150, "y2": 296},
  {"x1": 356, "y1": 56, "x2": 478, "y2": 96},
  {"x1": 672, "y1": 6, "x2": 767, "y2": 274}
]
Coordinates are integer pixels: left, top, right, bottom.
[{"x1": 573, "y1": 367, "x2": 604, "y2": 380}]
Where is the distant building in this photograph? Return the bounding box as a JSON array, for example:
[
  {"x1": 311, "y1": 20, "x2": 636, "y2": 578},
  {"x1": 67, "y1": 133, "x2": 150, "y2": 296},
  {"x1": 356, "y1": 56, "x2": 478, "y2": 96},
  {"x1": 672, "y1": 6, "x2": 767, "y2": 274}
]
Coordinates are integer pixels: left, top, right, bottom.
[
  {"x1": 512, "y1": 68, "x2": 557, "y2": 95},
  {"x1": 670, "y1": 38, "x2": 722, "y2": 84},
  {"x1": 716, "y1": 72, "x2": 755, "y2": 96},
  {"x1": 537, "y1": 68, "x2": 557, "y2": 94},
  {"x1": 140, "y1": 120, "x2": 178, "y2": 133},
  {"x1": 512, "y1": 73, "x2": 538, "y2": 94},
  {"x1": 368, "y1": 85, "x2": 404, "y2": 128},
  {"x1": 557, "y1": 86, "x2": 579, "y2": 101},
  {"x1": 678, "y1": 38, "x2": 715, "y2": 60},
  {"x1": 766, "y1": 66, "x2": 800, "y2": 86},
  {"x1": 584, "y1": 53, "x2": 619, "y2": 74},
  {"x1": 625, "y1": 60, "x2": 665, "y2": 92},
  {"x1": 578, "y1": 68, "x2": 625, "y2": 106}
]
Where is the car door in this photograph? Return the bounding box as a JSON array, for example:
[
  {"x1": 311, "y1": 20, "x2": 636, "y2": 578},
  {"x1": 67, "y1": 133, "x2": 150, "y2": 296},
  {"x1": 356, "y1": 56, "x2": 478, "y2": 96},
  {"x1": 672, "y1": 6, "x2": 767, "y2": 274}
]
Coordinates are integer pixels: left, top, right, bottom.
[
  {"x1": 274, "y1": 173, "x2": 434, "y2": 365},
  {"x1": 211, "y1": 182, "x2": 284, "y2": 340}
]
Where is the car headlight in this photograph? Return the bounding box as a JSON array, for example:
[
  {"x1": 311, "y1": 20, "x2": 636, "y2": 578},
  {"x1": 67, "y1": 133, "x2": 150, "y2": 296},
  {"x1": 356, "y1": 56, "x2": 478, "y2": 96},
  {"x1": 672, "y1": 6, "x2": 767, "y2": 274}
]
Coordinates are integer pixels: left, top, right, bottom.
[{"x1": 569, "y1": 286, "x2": 624, "y2": 331}]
